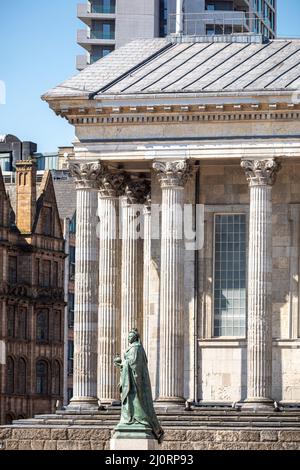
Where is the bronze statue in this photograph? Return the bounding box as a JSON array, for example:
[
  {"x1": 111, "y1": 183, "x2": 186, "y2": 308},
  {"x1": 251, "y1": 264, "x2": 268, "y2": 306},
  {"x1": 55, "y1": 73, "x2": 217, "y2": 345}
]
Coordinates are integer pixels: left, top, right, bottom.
[{"x1": 114, "y1": 329, "x2": 164, "y2": 442}]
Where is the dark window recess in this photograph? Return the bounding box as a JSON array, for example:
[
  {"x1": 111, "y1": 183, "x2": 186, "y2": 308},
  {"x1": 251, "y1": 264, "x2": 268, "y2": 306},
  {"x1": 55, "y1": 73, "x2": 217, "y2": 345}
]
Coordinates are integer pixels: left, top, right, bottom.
[
  {"x1": 36, "y1": 360, "x2": 48, "y2": 395},
  {"x1": 18, "y1": 308, "x2": 27, "y2": 340},
  {"x1": 43, "y1": 206, "x2": 53, "y2": 236},
  {"x1": 7, "y1": 305, "x2": 15, "y2": 338},
  {"x1": 69, "y1": 212, "x2": 76, "y2": 234},
  {"x1": 17, "y1": 358, "x2": 26, "y2": 394},
  {"x1": 69, "y1": 246, "x2": 76, "y2": 280},
  {"x1": 53, "y1": 261, "x2": 59, "y2": 287},
  {"x1": 7, "y1": 357, "x2": 14, "y2": 394},
  {"x1": 53, "y1": 310, "x2": 61, "y2": 342},
  {"x1": 8, "y1": 256, "x2": 17, "y2": 284},
  {"x1": 68, "y1": 340, "x2": 74, "y2": 376},
  {"x1": 68, "y1": 293, "x2": 75, "y2": 329},
  {"x1": 36, "y1": 309, "x2": 49, "y2": 342},
  {"x1": 53, "y1": 361, "x2": 61, "y2": 395},
  {"x1": 42, "y1": 260, "x2": 51, "y2": 287}
]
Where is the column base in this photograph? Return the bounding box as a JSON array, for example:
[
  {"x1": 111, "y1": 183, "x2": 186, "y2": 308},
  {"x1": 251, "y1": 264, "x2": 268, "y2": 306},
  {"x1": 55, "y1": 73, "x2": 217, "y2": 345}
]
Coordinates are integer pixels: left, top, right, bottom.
[
  {"x1": 155, "y1": 396, "x2": 185, "y2": 410},
  {"x1": 65, "y1": 397, "x2": 100, "y2": 413},
  {"x1": 101, "y1": 399, "x2": 121, "y2": 407},
  {"x1": 242, "y1": 397, "x2": 275, "y2": 411}
]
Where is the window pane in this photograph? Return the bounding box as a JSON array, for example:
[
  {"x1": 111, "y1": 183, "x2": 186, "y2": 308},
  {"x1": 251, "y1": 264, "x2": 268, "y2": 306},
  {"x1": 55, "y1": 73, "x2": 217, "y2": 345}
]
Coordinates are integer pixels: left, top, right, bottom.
[
  {"x1": 7, "y1": 305, "x2": 15, "y2": 338},
  {"x1": 8, "y1": 256, "x2": 17, "y2": 284},
  {"x1": 7, "y1": 357, "x2": 14, "y2": 394},
  {"x1": 36, "y1": 360, "x2": 48, "y2": 394},
  {"x1": 17, "y1": 358, "x2": 26, "y2": 394},
  {"x1": 37, "y1": 309, "x2": 49, "y2": 342},
  {"x1": 214, "y1": 214, "x2": 246, "y2": 337},
  {"x1": 53, "y1": 310, "x2": 61, "y2": 342},
  {"x1": 18, "y1": 307, "x2": 27, "y2": 340}
]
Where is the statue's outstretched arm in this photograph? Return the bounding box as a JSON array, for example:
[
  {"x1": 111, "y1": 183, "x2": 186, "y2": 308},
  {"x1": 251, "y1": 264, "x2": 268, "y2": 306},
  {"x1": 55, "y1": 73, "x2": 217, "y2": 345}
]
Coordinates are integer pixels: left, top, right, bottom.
[{"x1": 114, "y1": 355, "x2": 123, "y2": 369}]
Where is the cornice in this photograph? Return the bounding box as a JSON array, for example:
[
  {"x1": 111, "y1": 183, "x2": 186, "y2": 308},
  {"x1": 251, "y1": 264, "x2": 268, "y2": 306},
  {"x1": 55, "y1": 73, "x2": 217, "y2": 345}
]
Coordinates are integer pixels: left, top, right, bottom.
[{"x1": 58, "y1": 100, "x2": 300, "y2": 125}]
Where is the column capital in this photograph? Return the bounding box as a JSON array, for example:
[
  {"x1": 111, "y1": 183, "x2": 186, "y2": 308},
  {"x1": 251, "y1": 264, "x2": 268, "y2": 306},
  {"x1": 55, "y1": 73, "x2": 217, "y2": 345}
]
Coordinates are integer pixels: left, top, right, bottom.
[
  {"x1": 69, "y1": 161, "x2": 104, "y2": 190},
  {"x1": 241, "y1": 159, "x2": 281, "y2": 187},
  {"x1": 153, "y1": 160, "x2": 192, "y2": 188},
  {"x1": 99, "y1": 172, "x2": 127, "y2": 198},
  {"x1": 123, "y1": 179, "x2": 150, "y2": 205}
]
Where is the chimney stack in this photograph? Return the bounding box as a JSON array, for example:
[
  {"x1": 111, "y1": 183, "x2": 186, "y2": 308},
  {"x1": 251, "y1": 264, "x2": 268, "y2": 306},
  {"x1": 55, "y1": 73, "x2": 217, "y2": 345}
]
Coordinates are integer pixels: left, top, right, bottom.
[{"x1": 16, "y1": 159, "x2": 37, "y2": 234}]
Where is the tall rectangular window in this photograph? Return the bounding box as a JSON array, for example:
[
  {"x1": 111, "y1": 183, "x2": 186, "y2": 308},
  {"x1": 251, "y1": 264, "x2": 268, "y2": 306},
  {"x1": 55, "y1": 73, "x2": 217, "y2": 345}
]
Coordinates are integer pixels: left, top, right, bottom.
[
  {"x1": 69, "y1": 246, "x2": 76, "y2": 281},
  {"x1": 68, "y1": 340, "x2": 74, "y2": 376},
  {"x1": 8, "y1": 256, "x2": 17, "y2": 284},
  {"x1": 214, "y1": 214, "x2": 246, "y2": 337},
  {"x1": 42, "y1": 260, "x2": 51, "y2": 287},
  {"x1": 53, "y1": 261, "x2": 59, "y2": 287},
  {"x1": 68, "y1": 293, "x2": 75, "y2": 329}
]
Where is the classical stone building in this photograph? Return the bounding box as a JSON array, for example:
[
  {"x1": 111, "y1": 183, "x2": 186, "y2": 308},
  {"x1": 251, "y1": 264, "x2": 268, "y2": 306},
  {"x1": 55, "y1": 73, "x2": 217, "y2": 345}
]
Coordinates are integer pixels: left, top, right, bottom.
[
  {"x1": 0, "y1": 160, "x2": 65, "y2": 424},
  {"x1": 1, "y1": 34, "x2": 300, "y2": 450},
  {"x1": 42, "y1": 35, "x2": 300, "y2": 410}
]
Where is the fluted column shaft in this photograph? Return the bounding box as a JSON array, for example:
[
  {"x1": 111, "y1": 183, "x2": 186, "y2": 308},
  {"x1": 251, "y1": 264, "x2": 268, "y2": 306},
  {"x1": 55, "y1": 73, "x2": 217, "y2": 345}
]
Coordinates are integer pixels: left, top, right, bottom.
[
  {"x1": 97, "y1": 172, "x2": 124, "y2": 403},
  {"x1": 143, "y1": 198, "x2": 151, "y2": 358},
  {"x1": 68, "y1": 162, "x2": 103, "y2": 410},
  {"x1": 153, "y1": 160, "x2": 191, "y2": 404},
  {"x1": 121, "y1": 191, "x2": 144, "y2": 353},
  {"x1": 241, "y1": 159, "x2": 281, "y2": 409}
]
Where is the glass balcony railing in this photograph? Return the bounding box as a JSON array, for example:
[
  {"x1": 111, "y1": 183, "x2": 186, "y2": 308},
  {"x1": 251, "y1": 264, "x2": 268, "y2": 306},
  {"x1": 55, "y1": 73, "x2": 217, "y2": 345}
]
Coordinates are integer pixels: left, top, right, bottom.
[
  {"x1": 90, "y1": 30, "x2": 115, "y2": 40},
  {"x1": 91, "y1": 5, "x2": 115, "y2": 14}
]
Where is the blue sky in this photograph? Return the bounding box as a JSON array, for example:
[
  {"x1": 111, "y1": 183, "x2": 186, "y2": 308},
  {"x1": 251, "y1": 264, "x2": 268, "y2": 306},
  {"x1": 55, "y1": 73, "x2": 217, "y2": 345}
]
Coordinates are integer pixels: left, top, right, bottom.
[{"x1": 0, "y1": 0, "x2": 299, "y2": 152}]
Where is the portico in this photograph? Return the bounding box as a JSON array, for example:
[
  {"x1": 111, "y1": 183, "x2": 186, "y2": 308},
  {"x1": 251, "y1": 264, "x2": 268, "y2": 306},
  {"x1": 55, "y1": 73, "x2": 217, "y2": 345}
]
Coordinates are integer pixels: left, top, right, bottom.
[{"x1": 42, "y1": 35, "x2": 300, "y2": 411}]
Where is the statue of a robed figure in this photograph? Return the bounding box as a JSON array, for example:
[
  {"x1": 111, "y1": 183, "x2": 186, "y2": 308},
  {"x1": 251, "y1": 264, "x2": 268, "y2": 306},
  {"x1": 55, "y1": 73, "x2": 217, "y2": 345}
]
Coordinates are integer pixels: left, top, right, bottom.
[{"x1": 113, "y1": 329, "x2": 164, "y2": 443}]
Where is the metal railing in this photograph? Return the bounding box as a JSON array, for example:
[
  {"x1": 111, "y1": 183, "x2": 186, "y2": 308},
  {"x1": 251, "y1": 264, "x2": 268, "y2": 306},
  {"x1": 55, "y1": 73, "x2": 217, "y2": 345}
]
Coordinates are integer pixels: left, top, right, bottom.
[
  {"x1": 169, "y1": 12, "x2": 274, "y2": 37},
  {"x1": 90, "y1": 30, "x2": 115, "y2": 40},
  {"x1": 77, "y1": 3, "x2": 116, "y2": 16}
]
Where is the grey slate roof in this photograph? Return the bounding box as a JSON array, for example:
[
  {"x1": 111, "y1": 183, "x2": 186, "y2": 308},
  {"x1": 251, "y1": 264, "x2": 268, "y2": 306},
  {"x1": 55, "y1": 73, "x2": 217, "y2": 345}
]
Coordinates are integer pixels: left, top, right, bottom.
[
  {"x1": 4, "y1": 178, "x2": 76, "y2": 222},
  {"x1": 44, "y1": 39, "x2": 300, "y2": 100},
  {"x1": 43, "y1": 39, "x2": 170, "y2": 98},
  {"x1": 53, "y1": 179, "x2": 76, "y2": 221}
]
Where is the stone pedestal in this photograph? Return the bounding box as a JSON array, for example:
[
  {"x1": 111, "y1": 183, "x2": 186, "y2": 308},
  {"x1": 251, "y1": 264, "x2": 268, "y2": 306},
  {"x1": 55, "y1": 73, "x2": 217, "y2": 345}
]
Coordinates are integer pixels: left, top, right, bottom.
[
  {"x1": 67, "y1": 162, "x2": 103, "y2": 411},
  {"x1": 153, "y1": 160, "x2": 192, "y2": 405},
  {"x1": 241, "y1": 159, "x2": 281, "y2": 410},
  {"x1": 110, "y1": 424, "x2": 158, "y2": 450}
]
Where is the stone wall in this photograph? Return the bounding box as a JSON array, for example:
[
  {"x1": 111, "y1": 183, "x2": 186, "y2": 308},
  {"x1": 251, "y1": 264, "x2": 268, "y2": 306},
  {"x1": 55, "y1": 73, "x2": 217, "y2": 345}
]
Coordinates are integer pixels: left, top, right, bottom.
[
  {"x1": 196, "y1": 162, "x2": 300, "y2": 403},
  {"x1": 0, "y1": 427, "x2": 300, "y2": 451}
]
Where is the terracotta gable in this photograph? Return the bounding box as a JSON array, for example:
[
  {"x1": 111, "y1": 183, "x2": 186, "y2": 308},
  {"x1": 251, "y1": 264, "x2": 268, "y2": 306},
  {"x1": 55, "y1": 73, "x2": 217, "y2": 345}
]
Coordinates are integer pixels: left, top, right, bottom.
[{"x1": 33, "y1": 171, "x2": 63, "y2": 239}]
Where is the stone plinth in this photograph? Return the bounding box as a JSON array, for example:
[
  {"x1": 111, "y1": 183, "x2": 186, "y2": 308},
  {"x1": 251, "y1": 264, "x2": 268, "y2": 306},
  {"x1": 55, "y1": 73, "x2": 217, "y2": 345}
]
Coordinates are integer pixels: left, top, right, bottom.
[
  {"x1": 110, "y1": 438, "x2": 158, "y2": 450},
  {"x1": 110, "y1": 423, "x2": 158, "y2": 450},
  {"x1": 2, "y1": 409, "x2": 300, "y2": 450}
]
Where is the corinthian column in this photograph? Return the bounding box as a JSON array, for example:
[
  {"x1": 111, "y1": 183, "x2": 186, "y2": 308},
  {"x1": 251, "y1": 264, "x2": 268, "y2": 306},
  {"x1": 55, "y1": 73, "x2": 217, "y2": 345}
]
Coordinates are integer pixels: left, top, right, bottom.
[
  {"x1": 143, "y1": 195, "x2": 151, "y2": 358},
  {"x1": 121, "y1": 179, "x2": 149, "y2": 354},
  {"x1": 68, "y1": 162, "x2": 103, "y2": 411},
  {"x1": 241, "y1": 158, "x2": 281, "y2": 409},
  {"x1": 97, "y1": 171, "x2": 125, "y2": 404},
  {"x1": 153, "y1": 160, "x2": 192, "y2": 404}
]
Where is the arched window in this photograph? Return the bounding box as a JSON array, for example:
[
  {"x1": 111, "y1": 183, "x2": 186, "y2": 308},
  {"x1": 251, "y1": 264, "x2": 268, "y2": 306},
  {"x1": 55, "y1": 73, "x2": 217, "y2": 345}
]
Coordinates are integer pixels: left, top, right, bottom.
[
  {"x1": 53, "y1": 310, "x2": 61, "y2": 342},
  {"x1": 17, "y1": 358, "x2": 27, "y2": 394},
  {"x1": 53, "y1": 360, "x2": 61, "y2": 395},
  {"x1": 7, "y1": 305, "x2": 15, "y2": 338},
  {"x1": 36, "y1": 310, "x2": 49, "y2": 342},
  {"x1": 5, "y1": 413, "x2": 15, "y2": 425},
  {"x1": 36, "y1": 360, "x2": 48, "y2": 395},
  {"x1": 18, "y1": 308, "x2": 27, "y2": 340},
  {"x1": 7, "y1": 357, "x2": 14, "y2": 394}
]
